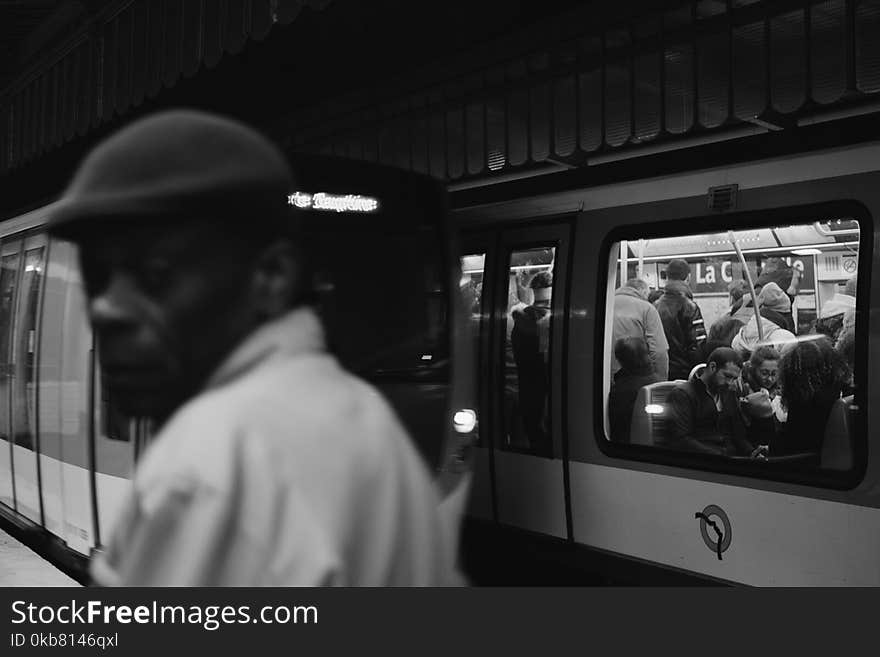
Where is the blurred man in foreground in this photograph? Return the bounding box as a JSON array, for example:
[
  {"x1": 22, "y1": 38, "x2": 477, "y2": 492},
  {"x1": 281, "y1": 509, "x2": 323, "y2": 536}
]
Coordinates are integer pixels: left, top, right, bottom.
[{"x1": 49, "y1": 110, "x2": 459, "y2": 586}]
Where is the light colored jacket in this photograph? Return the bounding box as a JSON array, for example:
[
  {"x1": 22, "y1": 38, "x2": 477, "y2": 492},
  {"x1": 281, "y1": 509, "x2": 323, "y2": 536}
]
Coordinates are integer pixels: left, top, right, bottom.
[
  {"x1": 731, "y1": 315, "x2": 796, "y2": 355},
  {"x1": 612, "y1": 287, "x2": 669, "y2": 380},
  {"x1": 91, "y1": 307, "x2": 460, "y2": 586}
]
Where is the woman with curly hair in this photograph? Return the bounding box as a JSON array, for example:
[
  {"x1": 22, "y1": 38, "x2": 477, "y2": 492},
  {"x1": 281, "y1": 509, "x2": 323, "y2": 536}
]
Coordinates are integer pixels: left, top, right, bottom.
[{"x1": 773, "y1": 336, "x2": 850, "y2": 465}]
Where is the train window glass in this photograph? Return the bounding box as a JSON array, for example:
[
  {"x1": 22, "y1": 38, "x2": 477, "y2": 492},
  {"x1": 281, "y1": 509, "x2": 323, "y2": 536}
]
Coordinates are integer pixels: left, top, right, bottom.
[
  {"x1": 603, "y1": 218, "x2": 863, "y2": 479},
  {"x1": 0, "y1": 247, "x2": 19, "y2": 508},
  {"x1": 503, "y1": 247, "x2": 555, "y2": 456},
  {"x1": 461, "y1": 253, "x2": 485, "y2": 317},
  {"x1": 98, "y1": 371, "x2": 133, "y2": 442},
  {"x1": 0, "y1": 250, "x2": 20, "y2": 444},
  {"x1": 12, "y1": 245, "x2": 45, "y2": 450},
  {"x1": 461, "y1": 252, "x2": 485, "y2": 445}
]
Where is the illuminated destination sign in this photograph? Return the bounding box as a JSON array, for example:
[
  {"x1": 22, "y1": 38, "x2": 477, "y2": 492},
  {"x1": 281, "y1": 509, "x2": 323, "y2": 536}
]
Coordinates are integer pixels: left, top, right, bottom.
[{"x1": 288, "y1": 191, "x2": 379, "y2": 213}]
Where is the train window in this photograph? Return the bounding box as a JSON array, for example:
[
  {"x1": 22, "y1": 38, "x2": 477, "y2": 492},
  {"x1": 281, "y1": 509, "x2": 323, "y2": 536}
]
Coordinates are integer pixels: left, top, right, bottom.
[
  {"x1": 461, "y1": 252, "x2": 486, "y2": 446},
  {"x1": 99, "y1": 372, "x2": 133, "y2": 442},
  {"x1": 0, "y1": 247, "x2": 19, "y2": 508},
  {"x1": 503, "y1": 246, "x2": 555, "y2": 456},
  {"x1": 461, "y1": 253, "x2": 485, "y2": 317},
  {"x1": 602, "y1": 216, "x2": 864, "y2": 481},
  {"x1": 12, "y1": 245, "x2": 45, "y2": 451}
]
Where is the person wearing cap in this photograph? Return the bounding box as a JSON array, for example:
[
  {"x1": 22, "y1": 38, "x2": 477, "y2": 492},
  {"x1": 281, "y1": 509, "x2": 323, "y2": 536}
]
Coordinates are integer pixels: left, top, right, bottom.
[
  {"x1": 49, "y1": 109, "x2": 459, "y2": 586},
  {"x1": 510, "y1": 271, "x2": 553, "y2": 454},
  {"x1": 755, "y1": 257, "x2": 801, "y2": 297},
  {"x1": 654, "y1": 259, "x2": 707, "y2": 380},
  {"x1": 731, "y1": 282, "x2": 797, "y2": 356}
]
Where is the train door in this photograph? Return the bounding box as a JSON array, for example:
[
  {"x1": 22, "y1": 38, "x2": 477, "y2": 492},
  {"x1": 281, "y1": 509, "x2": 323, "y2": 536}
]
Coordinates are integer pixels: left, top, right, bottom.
[
  {"x1": 41, "y1": 239, "x2": 96, "y2": 554},
  {"x1": 0, "y1": 238, "x2": 20, "y2": 511},
  {"x1": 461, "y1": 221, "x2": 571, "y2": 537},
  {"x1": 10, "y1": 235, "x2": 48, "y2": 525}
]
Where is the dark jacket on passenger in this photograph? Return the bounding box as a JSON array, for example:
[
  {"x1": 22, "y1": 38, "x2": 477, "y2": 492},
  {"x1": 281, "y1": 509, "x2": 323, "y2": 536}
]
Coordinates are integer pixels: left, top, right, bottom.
[
  {"x1": 664, "y1": 376, "x2": 753, "y2": 456},
  {"x1": 511, "y1": 304, "x2": 551, "y2": 452},
  {"x1": 772, "y1": 387, "x2": 841, "y2": 467},
  {"x1": 609, "y1": 368, "x2": 660, "y2": 444},
  {"x1": 654, "y1": 280, "x2": 706, "y2": 380}
]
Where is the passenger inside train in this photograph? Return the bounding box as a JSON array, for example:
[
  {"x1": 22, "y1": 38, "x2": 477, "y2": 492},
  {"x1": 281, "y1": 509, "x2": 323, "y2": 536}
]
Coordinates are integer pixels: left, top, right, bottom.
[
  {"x1": 605, "y1": 218, "x2": 861, "y2": 471},
  {"x1": 496, "y1": 249, "x2": 556, "y2": 455},
  {"x1": 609, "y1": 337, "x2": 660, "y2": 444},
  {"x1": 511, "y1": 271, "x2": 553, "y2": 455}
]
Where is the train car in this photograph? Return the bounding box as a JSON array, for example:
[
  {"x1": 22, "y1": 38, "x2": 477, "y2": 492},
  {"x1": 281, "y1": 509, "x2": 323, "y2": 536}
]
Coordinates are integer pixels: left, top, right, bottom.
[
  {"x1": 0, "y1": 156, "x2": 476, "y2": 581},
  {"x1": 457, "y1": 138, "x2": 879, "y2": 586}
]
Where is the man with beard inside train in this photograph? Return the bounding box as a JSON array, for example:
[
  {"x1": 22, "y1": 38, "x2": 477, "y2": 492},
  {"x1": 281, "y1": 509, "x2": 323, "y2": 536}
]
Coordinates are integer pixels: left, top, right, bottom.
[
  {"x1": 47, "y1": 109, "x2": 459, "y2": 586},
  {"x1": 664, "y1": 347, "x2": 758, "y2": 457}
]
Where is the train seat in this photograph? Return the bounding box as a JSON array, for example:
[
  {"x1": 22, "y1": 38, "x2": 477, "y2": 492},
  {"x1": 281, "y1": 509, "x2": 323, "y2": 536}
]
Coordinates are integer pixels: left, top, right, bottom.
[
  {"x1": 820, "y1": 395, "x2": 856, "y2": 471},
  {"x1": 629, "y1": 381, "x2": 681, "y2": 446}
]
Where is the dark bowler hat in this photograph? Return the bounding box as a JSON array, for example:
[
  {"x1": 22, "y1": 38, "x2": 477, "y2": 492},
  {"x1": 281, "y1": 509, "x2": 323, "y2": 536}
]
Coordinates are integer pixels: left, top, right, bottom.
[{"x1": 49, "y1": 109, "x2": 294, "y2": 241}]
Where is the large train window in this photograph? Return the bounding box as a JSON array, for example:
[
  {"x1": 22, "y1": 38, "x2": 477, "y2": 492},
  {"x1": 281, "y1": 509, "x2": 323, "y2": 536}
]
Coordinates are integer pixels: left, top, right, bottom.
[
  {"x1": 13, "y1": 243, "x2": 46, "y2": 452},
  {"x1": 601, "y1": 213, "x2": 867, "y2": 484},
  {"x1": 0, "y1": 244, "x2": 20, "y2": 508}
]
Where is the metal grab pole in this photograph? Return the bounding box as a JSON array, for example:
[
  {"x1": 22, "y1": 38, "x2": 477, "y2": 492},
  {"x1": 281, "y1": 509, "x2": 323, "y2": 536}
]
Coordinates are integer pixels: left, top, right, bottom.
[
  {"x1": 728, "y1": 230, "x2": 764, "y2": 343},
  {"x1": 637, "y1": 239, "x2": 645, "y2": 279}
]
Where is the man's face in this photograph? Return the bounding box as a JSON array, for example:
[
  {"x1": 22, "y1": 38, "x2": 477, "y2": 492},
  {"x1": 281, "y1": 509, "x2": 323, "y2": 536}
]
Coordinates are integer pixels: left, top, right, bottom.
[
  {"x1": 754, "y1": 359, "x2": 779, "y2": 390},
  {"x1": 77, "y1": 221, "x2": 259, "y2": 421},
  {"x1": 708, "y1": 361, "x2": 741, "y2": 393}
]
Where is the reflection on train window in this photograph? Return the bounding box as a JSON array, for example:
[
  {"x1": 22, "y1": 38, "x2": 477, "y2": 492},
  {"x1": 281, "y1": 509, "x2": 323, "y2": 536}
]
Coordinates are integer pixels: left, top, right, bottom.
[
  {"x1": 603, "y1": 218, "x2": 863, "y2": 476},
  {"x1": 504, "y1": 247, "x2": 555, "y2": 456}
]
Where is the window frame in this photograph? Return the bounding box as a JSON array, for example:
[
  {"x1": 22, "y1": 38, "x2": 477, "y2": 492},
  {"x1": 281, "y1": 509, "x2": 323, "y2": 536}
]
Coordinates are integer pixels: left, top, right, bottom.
[{"x1": 593, "y1": 199, "x2": 872, "y2": 490}]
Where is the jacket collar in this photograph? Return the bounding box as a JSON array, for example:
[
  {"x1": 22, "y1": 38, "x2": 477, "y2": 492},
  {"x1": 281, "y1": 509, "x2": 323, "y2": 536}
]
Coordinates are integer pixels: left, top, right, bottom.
[
  {"x1": 615, "y1": 287, "x2": 647, "y2": 301},
  {"x1": 663, "y1": 280, "x2": 692, "y2": 297},
  {"x1": 205, "y1": 306, "x2": 325, "y2": 390}
]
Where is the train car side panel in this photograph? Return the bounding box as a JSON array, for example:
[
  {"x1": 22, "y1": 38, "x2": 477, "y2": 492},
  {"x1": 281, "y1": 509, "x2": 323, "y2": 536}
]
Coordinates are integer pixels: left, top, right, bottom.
[{"x1": 570, "y1": 462, "x2": 880, "y2": 585}]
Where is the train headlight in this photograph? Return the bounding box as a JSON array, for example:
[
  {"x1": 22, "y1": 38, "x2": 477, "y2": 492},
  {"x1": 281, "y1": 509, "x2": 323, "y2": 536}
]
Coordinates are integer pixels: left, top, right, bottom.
[
  {"x1": 645, "y1": 404, "x2": 664, "y2": 415},
  {"x1": 453, "y1": 409, "x2": 478, "y2": 433}
]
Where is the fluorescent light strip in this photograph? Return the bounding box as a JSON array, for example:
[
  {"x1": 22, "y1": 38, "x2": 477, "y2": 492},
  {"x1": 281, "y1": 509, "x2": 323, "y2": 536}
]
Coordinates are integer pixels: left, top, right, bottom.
[
  {"x1": 616, "y1": 241, "x2": 859, "y2": 263},
  {"x1": 463, "y1": 262, "x2": 552, "y2": 275}
]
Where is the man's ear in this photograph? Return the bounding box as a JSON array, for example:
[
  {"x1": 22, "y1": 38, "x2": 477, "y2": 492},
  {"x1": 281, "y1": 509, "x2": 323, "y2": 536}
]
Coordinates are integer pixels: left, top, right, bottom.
[{"x1": 249, "y1": 241, "x2": 300, "y2": 319}]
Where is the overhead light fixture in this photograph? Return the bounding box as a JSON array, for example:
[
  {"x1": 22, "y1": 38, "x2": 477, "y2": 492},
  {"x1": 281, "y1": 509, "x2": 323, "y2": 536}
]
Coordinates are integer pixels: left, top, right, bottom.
[{"x1": 791, "y1": 248, "x2": 822, "y2": 256}]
